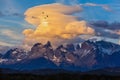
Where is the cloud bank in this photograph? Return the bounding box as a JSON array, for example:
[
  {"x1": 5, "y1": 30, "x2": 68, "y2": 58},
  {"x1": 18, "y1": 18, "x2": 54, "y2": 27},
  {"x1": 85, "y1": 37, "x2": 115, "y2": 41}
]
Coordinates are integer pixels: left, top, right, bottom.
[
  {"x1": 91, "y1": 21, "x2": 120, "y2": 37},
  {"x1": 23, "y1": 3, "x2": 94, "y2": 49}
]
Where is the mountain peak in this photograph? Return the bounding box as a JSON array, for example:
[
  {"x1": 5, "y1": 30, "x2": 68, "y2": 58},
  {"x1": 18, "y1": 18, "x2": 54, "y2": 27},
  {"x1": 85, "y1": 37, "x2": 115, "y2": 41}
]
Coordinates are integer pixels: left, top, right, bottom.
[
  {"x1": 44, "y1": 41, "x2": 52, "y2": 48},
  {"x1": 33, "y1": 43, "x2": 43, "y2": 47},
  {"x1": 66, "y1": 44, "x2": 75, "y2": 52},
  {"x1": 56, "y1": 45, "x2": 64, "y2": 49}
]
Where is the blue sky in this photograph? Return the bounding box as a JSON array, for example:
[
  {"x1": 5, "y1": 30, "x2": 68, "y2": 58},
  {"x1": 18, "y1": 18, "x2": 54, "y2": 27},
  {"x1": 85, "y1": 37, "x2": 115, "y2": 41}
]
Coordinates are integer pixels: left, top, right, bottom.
[{"x1": 0, "y1": 0, "x2": 120, "y2": 46}]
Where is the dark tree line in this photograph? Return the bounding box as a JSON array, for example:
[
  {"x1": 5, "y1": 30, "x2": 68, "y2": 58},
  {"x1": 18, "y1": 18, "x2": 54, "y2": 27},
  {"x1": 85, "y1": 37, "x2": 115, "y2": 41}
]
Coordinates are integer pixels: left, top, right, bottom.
[{"x1": 0, "y1": 73, "x2": 120, "y2": 80}]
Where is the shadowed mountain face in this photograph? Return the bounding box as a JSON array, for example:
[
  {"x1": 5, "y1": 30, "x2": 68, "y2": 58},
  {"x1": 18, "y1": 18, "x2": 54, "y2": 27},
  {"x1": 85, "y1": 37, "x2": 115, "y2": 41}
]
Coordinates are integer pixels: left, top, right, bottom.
[
  {"x1": 0, "y1": 54, "x2": 2, "y2": 58},
  {"x1": 0, "y1": 40, "x2": 120, "y2": 71}
]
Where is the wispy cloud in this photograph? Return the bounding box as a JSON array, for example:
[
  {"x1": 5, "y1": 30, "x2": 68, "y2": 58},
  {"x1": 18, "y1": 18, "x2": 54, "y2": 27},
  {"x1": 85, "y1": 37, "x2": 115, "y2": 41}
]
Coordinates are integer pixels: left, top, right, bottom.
[
  {"x1": 0, "y1": 19, "x2": 34, "y2": 28},
  {"x1": 55, "y1": 0, "x2": 79, "y2": 5},
  {"x1": 55, "y1": 0, "x2": 111, "y2": 11},
  {"x1": 79, "y1": 3, "x2": 111, "y2": 12},
  {"x1": 0, "y1": 41, "x2": 14, "y2": 46},
  {"x1": 0, "y1": 29, "x2": 22, "y2": 40},
  {"x1": 0, "y1": 10, "x2": 24, "y2": 18}
]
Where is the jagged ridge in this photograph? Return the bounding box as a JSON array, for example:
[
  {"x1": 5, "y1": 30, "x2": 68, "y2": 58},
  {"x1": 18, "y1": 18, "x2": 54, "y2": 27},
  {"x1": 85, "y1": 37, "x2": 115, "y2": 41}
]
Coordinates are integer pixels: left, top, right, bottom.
[{"x1": 0, "y1": 40, "x2": 120, "y2": 71}]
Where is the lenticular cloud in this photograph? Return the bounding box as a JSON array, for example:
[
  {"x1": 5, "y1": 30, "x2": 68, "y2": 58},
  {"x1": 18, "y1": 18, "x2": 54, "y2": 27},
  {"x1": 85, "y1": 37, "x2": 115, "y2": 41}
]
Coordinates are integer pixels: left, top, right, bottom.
[{"x1": 23, "y1": 3, "x2": 94, "y2": 49}]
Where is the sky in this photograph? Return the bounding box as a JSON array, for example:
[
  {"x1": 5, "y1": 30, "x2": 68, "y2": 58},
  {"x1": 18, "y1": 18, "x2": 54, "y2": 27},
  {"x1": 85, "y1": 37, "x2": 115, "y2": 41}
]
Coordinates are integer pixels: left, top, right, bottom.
[{"x1": 0, "y1": 0, "x2": 120, "y2": 47}]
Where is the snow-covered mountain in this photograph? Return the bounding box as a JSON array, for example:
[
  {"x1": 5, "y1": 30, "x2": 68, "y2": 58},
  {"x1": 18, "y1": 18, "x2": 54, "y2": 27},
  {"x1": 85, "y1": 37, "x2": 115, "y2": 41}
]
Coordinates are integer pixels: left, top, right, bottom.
[
  {"x1": 0, "y1": 40, "x2": 120, "y2": 71},
  {"x1": 3, "y1": 48, "x2": 27, "y2": 59}
]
